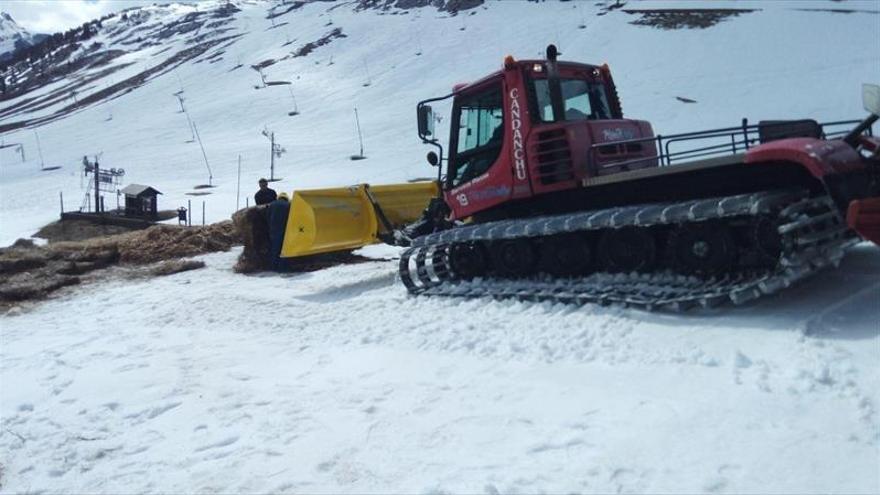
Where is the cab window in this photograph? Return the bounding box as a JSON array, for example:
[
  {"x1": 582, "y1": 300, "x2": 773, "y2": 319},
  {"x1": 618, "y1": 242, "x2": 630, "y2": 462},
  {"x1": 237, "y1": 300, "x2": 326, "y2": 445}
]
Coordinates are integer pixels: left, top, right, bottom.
[
  {"x1": 450, "y1": 84, "x2": 503, "y2": 187},
  {"x1": 533, "y1": 78, "x2": 611, "y2": 121}
]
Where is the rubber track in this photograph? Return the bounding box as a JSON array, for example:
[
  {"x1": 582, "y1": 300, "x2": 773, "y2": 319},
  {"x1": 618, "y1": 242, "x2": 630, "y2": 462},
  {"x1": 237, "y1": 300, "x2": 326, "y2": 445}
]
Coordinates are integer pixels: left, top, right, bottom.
[{"x1": 399, "y1": 189, "x2": 858, "y2": 311}]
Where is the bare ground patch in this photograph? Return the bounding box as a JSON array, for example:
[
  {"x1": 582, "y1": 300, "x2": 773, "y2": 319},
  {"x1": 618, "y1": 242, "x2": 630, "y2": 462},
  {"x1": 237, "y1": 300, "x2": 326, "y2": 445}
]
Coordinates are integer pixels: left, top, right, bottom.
[
  {"x1": 291, "y1": 28, "x2": 346, "y2": 58},
  {"x1": 624, "y1": 8, "x2": 757, "y2": 30}
]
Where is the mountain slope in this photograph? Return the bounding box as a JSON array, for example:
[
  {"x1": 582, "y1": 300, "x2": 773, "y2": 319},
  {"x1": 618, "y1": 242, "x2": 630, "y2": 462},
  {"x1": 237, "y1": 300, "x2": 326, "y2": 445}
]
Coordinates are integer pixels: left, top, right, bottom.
[{"x1": 0, "y1": 12, "x2": 44, "y2": 62}]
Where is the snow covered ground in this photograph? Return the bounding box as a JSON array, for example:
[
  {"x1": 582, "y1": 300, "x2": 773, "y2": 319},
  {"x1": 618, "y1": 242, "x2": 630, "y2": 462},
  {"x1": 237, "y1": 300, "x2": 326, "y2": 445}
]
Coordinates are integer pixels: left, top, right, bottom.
[
  {"x1": 1, "y1": 243, "x2": 878, "y2": 493},
  {"x1": 1, "y1": 0, "x2": 880, "y2": 492}
]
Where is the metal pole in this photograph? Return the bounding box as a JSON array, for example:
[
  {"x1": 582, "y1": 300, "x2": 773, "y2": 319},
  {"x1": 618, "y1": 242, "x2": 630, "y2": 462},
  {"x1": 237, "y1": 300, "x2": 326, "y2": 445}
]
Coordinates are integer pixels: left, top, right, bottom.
[
  {"x1": 354, "y1": 108, "x2": 365, "y2": 157},
  {"x1": 188, "y1": 199, "x2": 192, "y2": 226},
  {"x1": 236, "y1": 154, "x2": 241, "y2": 211},
  {"x1": 34, "y1": 130, "x2": 45, "y2": 170},
  {"x1": 59, "y1": 191, "x2": 63, "y2": 215},
  {"x1": 94, "y1": 161, "x2": 100, "y2": 214},
  {"x1": 202, "y1": 201, "x2": 205, "y2": 226},
  {"x1": 191, "y1": 121, "x2": 213, "y2": 185},
  {"x1": 270, "y1": 132, "x2": 275, "y2": 181}
]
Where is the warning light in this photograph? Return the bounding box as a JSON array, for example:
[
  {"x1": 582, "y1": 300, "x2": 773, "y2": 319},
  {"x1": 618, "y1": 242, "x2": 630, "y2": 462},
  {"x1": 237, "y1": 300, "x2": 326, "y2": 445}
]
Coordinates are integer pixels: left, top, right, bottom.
[{"x1": 533, "y1": 63, "x2": 543, "y2": 73}]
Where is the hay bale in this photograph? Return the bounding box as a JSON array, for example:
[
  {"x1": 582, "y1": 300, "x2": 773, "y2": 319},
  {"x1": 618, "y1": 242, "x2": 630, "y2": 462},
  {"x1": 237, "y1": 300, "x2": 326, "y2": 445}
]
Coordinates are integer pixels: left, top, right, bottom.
[
  {"x1": 232, "y1": 207, "x2": 270, "y2": 273},
  {"x1": 0, "y1": 253, "x2": 47, "y2": 274},
  {"x1": 33, "y1": 219, "x2": 139, "y2": 243},
  {"x1": 54, "y1": 260, "x2": 107, "y2": 275},
  {"x1": 11, "y1": 239, "x2": 36, "y2": 249},
  {"x1": 116, "y1": 221, "x2": 237, "y2": 263},
  {"x1": 0, "y1": 272, "x2": 80, "y2": 302},
  {"x1": 0, "y1": 220, "x2": 240, "y2": 306},
  {"x1": 152, "y1": 259, "x2": 206, "y2": 276}
]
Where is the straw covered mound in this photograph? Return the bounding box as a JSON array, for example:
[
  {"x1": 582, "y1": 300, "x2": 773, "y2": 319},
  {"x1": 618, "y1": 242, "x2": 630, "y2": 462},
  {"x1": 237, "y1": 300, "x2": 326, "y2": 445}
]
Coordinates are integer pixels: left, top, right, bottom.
[{"x1": 1, "y1": 221, "x2": 238, "y2": 306}]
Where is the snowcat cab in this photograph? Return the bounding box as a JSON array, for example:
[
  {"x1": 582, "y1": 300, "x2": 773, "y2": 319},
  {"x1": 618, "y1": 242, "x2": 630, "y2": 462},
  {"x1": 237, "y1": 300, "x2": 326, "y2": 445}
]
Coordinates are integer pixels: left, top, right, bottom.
[{"x1": 417, "y1": 45, "x2": 657, "y2": 222}]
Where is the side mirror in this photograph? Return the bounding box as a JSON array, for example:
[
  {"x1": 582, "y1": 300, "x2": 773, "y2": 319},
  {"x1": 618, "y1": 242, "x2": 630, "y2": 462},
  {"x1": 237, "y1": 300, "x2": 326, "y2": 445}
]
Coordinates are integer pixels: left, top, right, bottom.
[
  {"x1": 426, "y1": 151, "x2": 439, "y2": 166},
  {"x1": 418, "y1": 105, "x2": 434, "y2": 138},
  {"x1": 863, "y1": 83, "x2": 880, "y2": 116}
]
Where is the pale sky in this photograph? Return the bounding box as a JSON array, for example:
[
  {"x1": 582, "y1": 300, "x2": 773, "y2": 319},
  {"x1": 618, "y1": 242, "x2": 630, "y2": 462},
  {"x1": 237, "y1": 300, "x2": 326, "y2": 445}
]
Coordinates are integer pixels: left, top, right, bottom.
[{"x1": 2, "y1": 0, "x2": 180, "y2": 34}]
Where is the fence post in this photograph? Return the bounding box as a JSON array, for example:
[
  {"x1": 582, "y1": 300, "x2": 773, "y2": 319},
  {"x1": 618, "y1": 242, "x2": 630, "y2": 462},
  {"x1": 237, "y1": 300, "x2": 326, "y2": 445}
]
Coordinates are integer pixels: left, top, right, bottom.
[
  {"x1": 742, "y1": 118, "x2": 750, "y2": 150},
  {"x1": 656, "y1": 135, "x2": 664, "y2": 166}
]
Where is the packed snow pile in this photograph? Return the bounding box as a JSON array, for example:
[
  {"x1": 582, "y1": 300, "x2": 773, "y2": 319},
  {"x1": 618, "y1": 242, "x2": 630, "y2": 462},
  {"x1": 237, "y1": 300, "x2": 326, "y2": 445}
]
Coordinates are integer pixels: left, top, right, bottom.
[{"x1": 1, "y1": 0, "x2": 879, "y2": 493}]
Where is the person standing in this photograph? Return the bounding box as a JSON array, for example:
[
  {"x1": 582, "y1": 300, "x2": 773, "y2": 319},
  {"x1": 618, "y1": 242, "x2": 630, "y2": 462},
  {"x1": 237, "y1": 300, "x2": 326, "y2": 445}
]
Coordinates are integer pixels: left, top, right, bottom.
[{"x1": 254, "y1": 178, "x2": 277, "y2": 206}]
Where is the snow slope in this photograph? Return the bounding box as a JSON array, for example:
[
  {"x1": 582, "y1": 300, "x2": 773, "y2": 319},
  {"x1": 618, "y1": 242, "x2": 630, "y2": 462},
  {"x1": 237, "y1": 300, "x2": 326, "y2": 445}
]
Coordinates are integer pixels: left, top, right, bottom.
[
  {"x1": 1, "y1": 0, "x2": 879, "y2": 245},
  {"x1": 1, "y1": 1, "x2": 880, "y2": 492},
  {"x1": 1, "y1": 244, "x2": 878, "y2": 493}
]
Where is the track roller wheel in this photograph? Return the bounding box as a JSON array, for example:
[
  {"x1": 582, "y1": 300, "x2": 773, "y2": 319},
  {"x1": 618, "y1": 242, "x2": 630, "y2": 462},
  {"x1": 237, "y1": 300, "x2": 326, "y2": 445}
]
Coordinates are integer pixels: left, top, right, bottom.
[
  {"x1": 539, "y1": 234, "x2": 593, "y2": 277},
  {"x1": 667, "y1": 223, "x2": 737, "y2": 275},
  {"x1": 448, "y1": 242, "x2": 488, "y2": 279},
  {"x1": 490, "y1": 238, "x2": 537, "y2": 277},
  {"x1": 598, "y1": 227, "x2": 657, "y2": 273},
  {"x1": 752, "y1": 217, "x2": 784, "y2": 265}
]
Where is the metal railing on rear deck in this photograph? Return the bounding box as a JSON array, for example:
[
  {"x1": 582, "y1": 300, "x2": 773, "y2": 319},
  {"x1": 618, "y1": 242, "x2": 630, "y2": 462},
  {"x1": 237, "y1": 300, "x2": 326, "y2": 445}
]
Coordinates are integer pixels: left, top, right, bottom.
[{"x1": 588, "y1": 118, "x2": 872, "y2": 172}]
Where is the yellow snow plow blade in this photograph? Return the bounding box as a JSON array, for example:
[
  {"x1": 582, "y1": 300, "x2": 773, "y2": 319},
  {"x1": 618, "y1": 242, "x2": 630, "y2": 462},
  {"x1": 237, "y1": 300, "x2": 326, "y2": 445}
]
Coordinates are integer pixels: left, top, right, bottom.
[{"x1": 280, "y1": 181, "x2": 439, "y2": 258}]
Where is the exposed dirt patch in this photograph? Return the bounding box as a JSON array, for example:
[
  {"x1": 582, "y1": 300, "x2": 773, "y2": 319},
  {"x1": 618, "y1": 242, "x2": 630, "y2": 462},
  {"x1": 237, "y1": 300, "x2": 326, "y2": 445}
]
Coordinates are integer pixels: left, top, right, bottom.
[
  {"x1": 793, "y1": 8, "x2": 879, "y2": 15},
  {"x1": 624, "y1": 8, "x2": 756, "y2": 30},
  {"x1": 355, "y1": 0, "x2": 483, "y2": 14},
  {"x1": 267, "y1": 0, "x2": 334, "y2": 19},
  {"x1": 291, "y1": 28, "x2": 346, "y2": 58}
]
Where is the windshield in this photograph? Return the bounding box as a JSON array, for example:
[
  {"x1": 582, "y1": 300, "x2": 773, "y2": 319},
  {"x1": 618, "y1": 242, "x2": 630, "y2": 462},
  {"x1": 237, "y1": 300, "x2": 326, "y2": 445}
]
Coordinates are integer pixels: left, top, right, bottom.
[{"x1": 532, "y1": 78, "x2": 611, "y2": 122}]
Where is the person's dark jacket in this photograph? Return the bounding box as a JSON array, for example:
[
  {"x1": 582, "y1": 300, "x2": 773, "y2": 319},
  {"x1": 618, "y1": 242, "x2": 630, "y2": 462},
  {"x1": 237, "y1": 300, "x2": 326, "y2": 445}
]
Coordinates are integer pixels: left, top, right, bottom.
[
  {"x1": 267, "y1": 197, "x2": 291, "y2": 271},
  {"x1": 255, "y1": 187, "x2": 277, "y2": 206}
]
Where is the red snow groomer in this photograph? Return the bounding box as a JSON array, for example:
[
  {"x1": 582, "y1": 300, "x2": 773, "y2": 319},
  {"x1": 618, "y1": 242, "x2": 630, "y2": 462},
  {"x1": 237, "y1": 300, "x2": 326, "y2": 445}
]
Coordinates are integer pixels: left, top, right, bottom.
[{"x1": 391, "y1": 45, "x2": 880, "y2": 309}]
